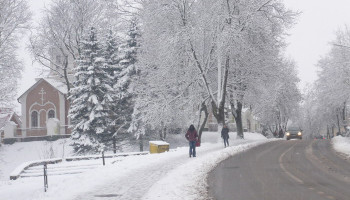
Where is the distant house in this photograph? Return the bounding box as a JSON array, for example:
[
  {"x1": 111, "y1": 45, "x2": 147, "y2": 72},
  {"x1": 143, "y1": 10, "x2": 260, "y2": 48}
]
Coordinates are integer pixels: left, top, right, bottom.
[
  {"x1": 0, "y1": 109, "x2": 22, "y2": 141},
  {"x1": 241, "y1": 108, "x2": 261, "y2": 132},
  {"x1": 16, "y1": 78, "x2": 71, "y2": 138},
  {"x1": 206, "y1": 106, "x2": 262, "y2": 132}
]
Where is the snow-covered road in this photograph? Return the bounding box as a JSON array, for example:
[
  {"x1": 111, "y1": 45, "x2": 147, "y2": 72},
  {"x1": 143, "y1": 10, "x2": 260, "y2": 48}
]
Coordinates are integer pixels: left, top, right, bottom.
[{"x1": 0, "y1": 132, "x2": 271, "y2": 200}]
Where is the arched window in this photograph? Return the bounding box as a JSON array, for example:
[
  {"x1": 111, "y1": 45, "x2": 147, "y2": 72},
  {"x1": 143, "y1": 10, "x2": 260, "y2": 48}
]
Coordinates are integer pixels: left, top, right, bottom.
[
  {"x1": 31, "y1": 111, "x2": 38, "y2": 127},
  {"x1": 48, "y1": 110, "x2": 55, "y2": 119}
]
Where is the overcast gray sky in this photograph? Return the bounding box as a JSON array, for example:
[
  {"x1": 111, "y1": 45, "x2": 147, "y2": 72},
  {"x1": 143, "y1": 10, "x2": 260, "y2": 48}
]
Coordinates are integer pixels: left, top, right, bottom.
[
  {"x1": 18, "y1": 0, "x2": 47, "y2": 96},
  {"x1": 283, "y1": 0, "x2": 350, "y2": 89},
  {"x1": 18, "y1": 0, "x2": 350, "y2": 97}
]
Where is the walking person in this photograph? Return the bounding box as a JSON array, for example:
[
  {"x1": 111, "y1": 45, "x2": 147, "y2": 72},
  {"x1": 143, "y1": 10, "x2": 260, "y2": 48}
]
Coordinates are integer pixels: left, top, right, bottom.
[
  {"x1": 221, "y1": 125, "x2": 230, "y2": 147},
  {"x1": 279, "y1": 128, "x2": 284, "y2": 138},
  {"x1": 273, "y1": 130, "x2": 278, "y2": 138},
  {"x1": 185, "y1": 124, "x2": 198, "y2": 158}
]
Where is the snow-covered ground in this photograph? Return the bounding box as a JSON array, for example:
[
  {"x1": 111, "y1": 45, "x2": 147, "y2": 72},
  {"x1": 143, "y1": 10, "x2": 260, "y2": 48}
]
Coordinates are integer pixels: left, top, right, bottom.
[
  {"x1": 0, "y1": 132, "x2": 270, "y2": 200},
  {"x1": 332, "y1": 136, "x2": 350, "y2": 157},
  {"x1": 0, "y1": 133, "x2": 188, "y2": 181},
  {"x1": 0, "y1": 139, "x2": 74, "y2": 181}
]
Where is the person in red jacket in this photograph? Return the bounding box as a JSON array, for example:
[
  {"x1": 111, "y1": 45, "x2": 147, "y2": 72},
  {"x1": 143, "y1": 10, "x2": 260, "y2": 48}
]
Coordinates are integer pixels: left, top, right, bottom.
[{"x1": 185, "y1": 124, "x2": 198, "y2": 157}]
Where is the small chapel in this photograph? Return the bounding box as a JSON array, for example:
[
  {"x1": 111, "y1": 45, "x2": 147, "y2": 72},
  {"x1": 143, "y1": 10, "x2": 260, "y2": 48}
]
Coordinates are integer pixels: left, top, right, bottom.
[{"x1": 17, "y1": 78, "x2": 71, "y2": 137}]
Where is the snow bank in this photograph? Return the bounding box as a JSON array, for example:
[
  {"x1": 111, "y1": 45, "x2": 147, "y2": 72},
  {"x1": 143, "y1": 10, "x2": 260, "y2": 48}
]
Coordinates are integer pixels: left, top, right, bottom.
[
  {"x1": 142, "y1": 137, "x2": 268, "y2": 200},
  {"x1": 332, "y1": 136, "x2": 350, "y2": 157},
  {"x1": 242, "y1": 132, "x2": 267, "y2": 140}
]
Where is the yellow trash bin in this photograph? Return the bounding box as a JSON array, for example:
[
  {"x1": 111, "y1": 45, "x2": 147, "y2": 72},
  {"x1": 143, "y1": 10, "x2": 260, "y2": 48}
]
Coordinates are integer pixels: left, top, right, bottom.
[{"x1": 149, "y1": 141, "x2": 170, "y2": 154}]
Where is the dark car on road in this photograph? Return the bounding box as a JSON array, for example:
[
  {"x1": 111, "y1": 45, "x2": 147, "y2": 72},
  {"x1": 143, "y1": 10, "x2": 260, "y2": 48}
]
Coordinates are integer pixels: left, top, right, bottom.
[{"x1": 286, "y1": 127, "x2": 302, "y2": 140}]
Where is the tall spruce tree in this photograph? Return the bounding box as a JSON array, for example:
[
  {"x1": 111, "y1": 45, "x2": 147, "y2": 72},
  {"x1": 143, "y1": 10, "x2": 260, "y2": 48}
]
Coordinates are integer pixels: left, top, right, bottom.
[
  {"x1": 69, "y1": 27, "x2": 113, "y2": 153},
  {"x1": 112, "y1": 17, "x2": 140, "y2": 134},
  {"x1": 102, "y1": 30, "x2": 121, "y2": 153},
  {"x1": 103, "y1": 29, "x2": 122, "y2": 134},
  {"x1": 119, "y1": 17, "x2": 139, "y2": 71}
]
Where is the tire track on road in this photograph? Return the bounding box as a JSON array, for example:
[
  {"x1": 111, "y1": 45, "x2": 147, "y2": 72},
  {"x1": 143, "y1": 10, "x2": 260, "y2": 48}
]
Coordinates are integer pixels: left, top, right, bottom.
[
  {"x1": 280, "y1": 140, "x2": 350, "y2": 200},
  {"x1": 279, "y1": 142, "x2": 303, "y2": 184}
]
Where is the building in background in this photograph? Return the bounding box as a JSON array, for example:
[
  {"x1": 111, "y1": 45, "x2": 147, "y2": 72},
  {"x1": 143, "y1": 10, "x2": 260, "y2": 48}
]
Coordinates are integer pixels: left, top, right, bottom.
[
  {"x1": 0, "y1": 108, "x2": 22, "y2": 142},
  {"x1": 206, "y1": 106, "x2": 262, "y2": 133},
  {"x1": 16, "y1": 78, "x2": 71, "y2": 138}
]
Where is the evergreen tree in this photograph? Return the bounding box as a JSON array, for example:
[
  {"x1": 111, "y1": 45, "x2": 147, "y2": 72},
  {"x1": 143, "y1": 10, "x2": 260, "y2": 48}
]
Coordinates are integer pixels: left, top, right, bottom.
[
  {"x1": 112, "y1": 17, "x2": 141, "y2": 135},
  {"x1": 104, "y1": 30, "x2": 120, "y2": 77},
  {"x1": 69, "y1": 27, "x2": 113, "y2": 153},
  {"x1": 101, "y1": 29, "x2": 121, "y2": 144},
  {"x1": 119, "y1": 17, "x2": 140, "y2": 71}
]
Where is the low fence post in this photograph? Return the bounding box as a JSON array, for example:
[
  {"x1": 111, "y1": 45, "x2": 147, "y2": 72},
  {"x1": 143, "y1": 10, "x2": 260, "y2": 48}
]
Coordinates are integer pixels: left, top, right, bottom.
[
  {"x1": 44, "y1": 163, "x2": 48, "y2": 192},
  {"x1": 113, "y1": 137, "x2": 116, "y2": 154},
  {"x1": 102, "y1": 151, "x2": 105, "y2": 166}
]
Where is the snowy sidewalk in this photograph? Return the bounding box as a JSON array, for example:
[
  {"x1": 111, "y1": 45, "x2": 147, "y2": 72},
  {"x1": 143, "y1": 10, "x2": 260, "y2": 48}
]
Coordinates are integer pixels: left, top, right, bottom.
[
  {"x1": 74, "y1": 141, "x2": 228, "y2": 200},
  {"x1": 71, "y1": 133, "x2": 269, "y2": 200},
  {"x1": 0, "y1": 133, "x2": 271, "y2": 200}
]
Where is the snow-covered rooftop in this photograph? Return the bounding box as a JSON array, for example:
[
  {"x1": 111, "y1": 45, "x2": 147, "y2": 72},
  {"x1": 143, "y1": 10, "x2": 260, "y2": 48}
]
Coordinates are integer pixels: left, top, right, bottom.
[
  {"x1": 43, "y1": 78, "x2": 68, "y2": 94},
  {"x1": 18, "y1": 78, "x2": 68, "y2": 102}
]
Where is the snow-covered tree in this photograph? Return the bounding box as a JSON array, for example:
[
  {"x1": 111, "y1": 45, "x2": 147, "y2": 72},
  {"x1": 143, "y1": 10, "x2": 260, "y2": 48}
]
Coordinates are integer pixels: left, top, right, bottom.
[
  {"x1": 119, "y1": 17, "x2": 139, "y2": 72},
  {"x1": 0, "y1": 0, "x2": 31, "y2": 106},
  {"x1": 253, "y1": 58, "x2": 302, "y2": 135},
  {"x1": 129, "y1": 1, "x2": 214, "y2": 141},
  {"x1": 69, "y1": 27, "x2": 113, "y2": 153},
  {"x1": 134, "y1": 0, "x2": 297, "y2": 140},
  {"x1": 300, "y1": 85, "x2": 325, "y2": 138},
  {"x1": 219, "y1": 0, "x2": 297, "y2": 138},
  {"x1": 305, "y1": 26, "x2": 350, "y2": 138},
  {"x1": 29, "y1": 0, "x2": 119, "y2": 95},
  {"x1": 112, "y1": 17, "x2": 140, "y2": 134},
  {"x1": 102, "y1": 30, "x2": 120, "y2": 137}
]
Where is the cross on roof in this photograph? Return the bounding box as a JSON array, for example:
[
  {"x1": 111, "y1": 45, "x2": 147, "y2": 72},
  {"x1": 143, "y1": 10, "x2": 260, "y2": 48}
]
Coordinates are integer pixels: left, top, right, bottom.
[{"x1": 39, "y1": 88, "x2": 46, "y2": 105}]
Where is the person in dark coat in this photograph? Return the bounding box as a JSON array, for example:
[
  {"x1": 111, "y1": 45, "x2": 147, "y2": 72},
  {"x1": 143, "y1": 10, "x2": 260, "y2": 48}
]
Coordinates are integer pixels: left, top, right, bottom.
[
  {"x1": 273, "y1": 130, "x2": 278, "y2": 138},
  {"x1": 221, "y1": 125, "x2": 230, "y2": 147},
  {"x1": 279, "y1": 128, "x2": 284, "y2": 138},
  {"x1": 185, "y1": 124, "x2": 198, "y2": 157}
]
